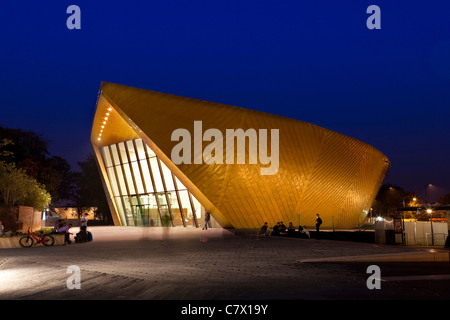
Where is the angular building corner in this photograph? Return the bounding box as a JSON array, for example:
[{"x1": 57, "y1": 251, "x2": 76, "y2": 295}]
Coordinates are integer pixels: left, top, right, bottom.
[{"x1": 90, "y1": 81, "x2": 390, "y2": 230}]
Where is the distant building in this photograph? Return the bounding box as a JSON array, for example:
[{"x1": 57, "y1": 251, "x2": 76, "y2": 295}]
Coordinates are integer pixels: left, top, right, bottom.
[
  {"x1": 90, "y1": 82, "x2": 390, "y2": 229},
  {"x1": 51, "y1": 207, "x2": 96, "y2": 221}
]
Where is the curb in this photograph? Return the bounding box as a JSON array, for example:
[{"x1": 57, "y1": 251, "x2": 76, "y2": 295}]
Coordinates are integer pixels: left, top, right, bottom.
[{"x1": 298, "y1": 250, "x2": 450, "y2": 263}]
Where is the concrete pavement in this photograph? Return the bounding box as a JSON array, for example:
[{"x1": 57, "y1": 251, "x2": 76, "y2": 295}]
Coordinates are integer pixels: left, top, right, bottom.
[{"x1": 1, "y1": 226, "x2": 449, "y2": 301}]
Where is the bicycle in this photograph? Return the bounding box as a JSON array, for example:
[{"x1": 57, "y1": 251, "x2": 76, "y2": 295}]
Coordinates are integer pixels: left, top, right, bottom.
[{"x1": 19, "y1": 227, "x2": 55, "y2": 247}]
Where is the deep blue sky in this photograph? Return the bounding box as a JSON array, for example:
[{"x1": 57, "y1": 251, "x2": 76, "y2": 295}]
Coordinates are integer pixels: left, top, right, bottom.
[{"x1": 0, "y1": 0, "x2": 449, "y2": 201}]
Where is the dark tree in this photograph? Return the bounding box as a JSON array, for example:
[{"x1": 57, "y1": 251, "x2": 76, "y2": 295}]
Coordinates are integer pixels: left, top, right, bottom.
[
  {"x1": 73, "y1": 153, "x2": 112, "y2": 224},
  {"x1": 438, "y1": 193, "x2": 450, "y2": 205},
  {"x1": 0, "y1": 126, "x2": 76, "y2": 206},
  {"x1": 372, "y1": 183, "x2": 421, "y2": 218}
]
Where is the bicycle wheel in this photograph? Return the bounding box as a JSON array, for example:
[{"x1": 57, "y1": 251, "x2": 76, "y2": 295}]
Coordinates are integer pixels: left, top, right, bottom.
[
  {"x1": 19, "y1": 236, "x2": 34, "y2": 248},
  {"x1": 42, "y1": 234, "x2": 55, "y2": 246}
]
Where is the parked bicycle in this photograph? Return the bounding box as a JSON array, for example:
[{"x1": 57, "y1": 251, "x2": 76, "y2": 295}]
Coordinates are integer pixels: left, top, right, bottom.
[{"x1": 19, "y1": 227, "x2": 55, "y2": 247}]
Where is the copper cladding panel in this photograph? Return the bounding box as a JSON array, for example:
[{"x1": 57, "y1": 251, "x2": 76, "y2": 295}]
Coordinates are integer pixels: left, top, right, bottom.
[{"x1": 91, "y1": 82, "x2": 390, "y2": 229}]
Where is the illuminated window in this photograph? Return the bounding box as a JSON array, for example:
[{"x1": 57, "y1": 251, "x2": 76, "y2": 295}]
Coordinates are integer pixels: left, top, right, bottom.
[
  {"x1": 159, "y1": 160, "x2": 175, "y2": 191},
  {"x1": 98, "y1": 138, "x2": 207, "y2": 228},
  {"x1": 149, "y1": 157, "x2": 164, "y2": 192},
  {"x1": 100, "y1": 146, "x2": 113, "y2": 168}
]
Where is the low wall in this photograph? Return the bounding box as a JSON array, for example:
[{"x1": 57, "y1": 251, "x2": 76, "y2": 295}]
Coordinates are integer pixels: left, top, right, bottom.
[
  {"x1": 0, "y1": 206, "x2": 41, "y2": 233},
  {"x1": 0, "y1": 234, "x2": 65, "y2": 249}
]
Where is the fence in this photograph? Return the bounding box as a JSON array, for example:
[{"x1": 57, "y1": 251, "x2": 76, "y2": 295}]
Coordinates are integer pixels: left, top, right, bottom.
[
  {"x1": 375, "y1": 218, "x2": 449, "y2": 246},
  {"x1": 403, "y1": 221, "x2": 448, "y2": 246}
]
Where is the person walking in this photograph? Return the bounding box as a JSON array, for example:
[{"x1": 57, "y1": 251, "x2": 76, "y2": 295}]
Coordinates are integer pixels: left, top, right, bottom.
[
  {"x1": 202, "y1": 211, "x2": 211, "y2": 230},
  {"x1": 315, "y1": 214, "x2": 322, "y2": 239}
]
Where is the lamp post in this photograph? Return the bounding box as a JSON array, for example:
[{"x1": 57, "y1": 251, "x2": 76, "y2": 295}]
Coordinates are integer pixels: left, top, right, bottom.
[
  {"x1": 425, "y1": 184, "x2": 433, "y2": 246},
  {"x1": 424, "y1": 184, "x2": 432, "y2": 207},
  {"x1": 427, "y1": 208, "x2": 434, "y2": 246},
  {"x1": 387, "y1": 186, "x2": 394, "y2": 216}
]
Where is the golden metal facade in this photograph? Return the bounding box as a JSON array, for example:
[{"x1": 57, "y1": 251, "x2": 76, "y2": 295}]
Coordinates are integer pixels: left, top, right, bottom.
[{"x1": 91, "y1": 82, "x2": 390, "y2": 229}]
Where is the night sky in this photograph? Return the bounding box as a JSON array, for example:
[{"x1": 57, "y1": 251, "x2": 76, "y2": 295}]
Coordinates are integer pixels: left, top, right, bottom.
[{"x1": 0, "y1": 0, "x2": 449, "y2": 201}]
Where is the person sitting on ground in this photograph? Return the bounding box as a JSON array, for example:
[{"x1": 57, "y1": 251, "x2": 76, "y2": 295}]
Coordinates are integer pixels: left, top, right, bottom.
[
  {"x1": 287, "y1": 222, "x2": 296, "y2": 236},
  {"x1": 300, "y1": 226, "x2": 310, "y2": 239},
  {"x1": 279, "y1": 221, "x2": 287, "y2": 234},
  {"x1": 75, "y1": 226, "x2": 90, "y2": 243},
  {"x1": 271, "y1": 222, "x2": 280, "y2": 236},
  {"x1": 260, "y1": 222, "x2": 270, "y2": 236}
]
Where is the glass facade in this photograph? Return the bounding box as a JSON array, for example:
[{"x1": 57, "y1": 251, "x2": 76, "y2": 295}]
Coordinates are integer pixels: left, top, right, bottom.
[{"x1": 100, "y1": 138, "x2": 213, "y2": 228}]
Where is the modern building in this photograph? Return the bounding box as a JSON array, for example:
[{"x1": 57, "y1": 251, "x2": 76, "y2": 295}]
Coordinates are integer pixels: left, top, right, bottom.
[{"x1": 91, "y1": 82, "x2": 390, "y2": 230}]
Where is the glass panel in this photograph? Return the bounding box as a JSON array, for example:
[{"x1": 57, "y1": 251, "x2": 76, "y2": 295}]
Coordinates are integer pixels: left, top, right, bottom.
[
  {"x1": 107, "y1": 167, "x2": 120, "y2": 197},
  {"x1": 122, "y1": 196, "x2": 134, "y2": 226},
  {"x1": 136, "y1": 194, "x2": 160, "y2": 226},
  {"x1": 174, "y1": 175, "x2": 187, "y2": 191},
  {"x1": 118, "y1": 142, "x2": 129, "y2": 164},
  {"x1": 102, "y1": 139, "x2": 210, "y2": 228},
  {"x1": 159, "y1": 160, "x2": 175, "y2": 191},
  {"x1": 177, "y1": 190, "x2": 195, "y2": 227},
  {"x1": 191, "y1": 193, "x2": 203, "y2": 226},
  {"x1": 166, "y1": 191, "x2": 183, "y2": 226},
  {"x1": 131, "y1": 161, "x2": 145, "y2": 194},
  {"x1": 100, "y1": 146, "x2": 113, "y2": 168},
  {"x1": 157, "y1": 192, "x2": 171, "y2": 227},
  {"x1": 139, "y1": 160, "x2": 154, "y2": 193},
  {"x1": 126, "y1": 140, "x2": 137, "y2": 162},
  {"x1": 115, "y1": 166, "x2": 128, "y2": 196},
  {"x1": 146, "y1": 144, "x2": 156, "y2": 157},
  {"x1": 150, "y1": 157, "x2": 165, "y2": 192},
  {"x1": 129, "y1": 196, "x2": 143, "y2": 226},
  {"x1": 123, "y1": 164, "x2": 136, "y2": 195},
  {"x1": 135, "y1": 139, "x2": 147, "y2": 160},
  {"x1": 110, "y1": 144, "x2": 121, "y2": 166},
  {"x1": 148, "y1": 194, "x2": 161, "y2": 226},
  {"x1": 115, "y1": 196, "x2": 127, "y2": 226}
]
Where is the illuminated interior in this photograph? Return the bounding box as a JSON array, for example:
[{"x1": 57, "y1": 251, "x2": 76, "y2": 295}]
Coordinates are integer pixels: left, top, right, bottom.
[{"x1": 98, "y1": 138, "x2": 212, "y2": 227}]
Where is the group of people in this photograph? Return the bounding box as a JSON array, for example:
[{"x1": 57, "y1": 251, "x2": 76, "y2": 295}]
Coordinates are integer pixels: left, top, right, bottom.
[
  {"x1": 261, "y1": 221, "x2": 310, "y2": 238},
  {"x1": 53, "y1": 213, "x2": 92, "y2": 244},
  {"x1": 259, "y1": 214, "x2": 323, "y2": 239}
]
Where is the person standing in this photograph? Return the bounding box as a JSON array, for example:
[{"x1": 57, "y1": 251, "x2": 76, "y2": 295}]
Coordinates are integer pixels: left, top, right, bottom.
[
  {"x1": 80, "y1": 213, "x2": 89, "y2": 228},
  {"x1": 315, "y1": 214, "x2": 322, "y2": 239}
]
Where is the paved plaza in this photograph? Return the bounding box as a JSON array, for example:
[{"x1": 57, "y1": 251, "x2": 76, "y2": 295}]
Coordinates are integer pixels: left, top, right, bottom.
[{"x1": 1, "y1": 226, "x2": 449, "y2": 302}]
